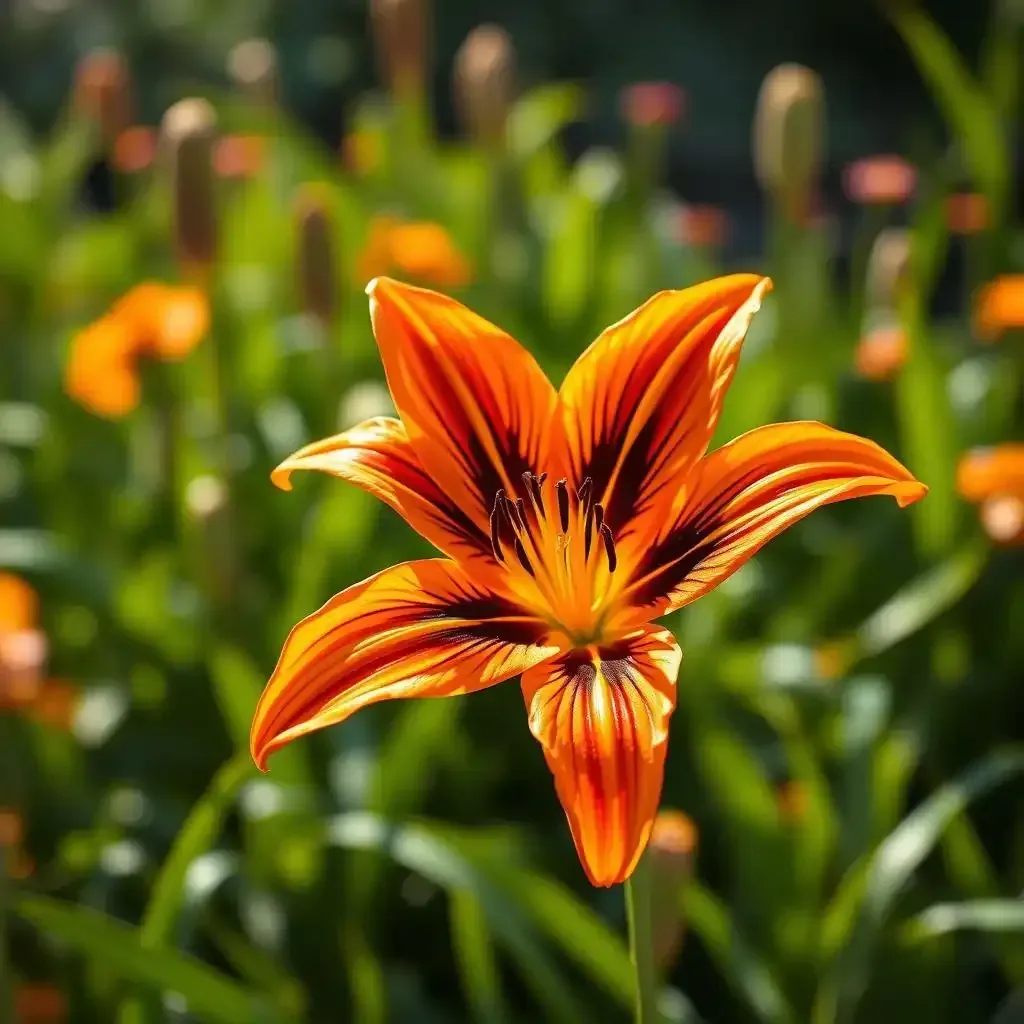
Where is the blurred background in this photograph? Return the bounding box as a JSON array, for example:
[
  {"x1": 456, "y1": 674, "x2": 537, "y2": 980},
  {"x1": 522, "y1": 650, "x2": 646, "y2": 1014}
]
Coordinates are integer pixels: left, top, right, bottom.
[{"x1": 1, "y1": 0, "x2": 1023, "y2": 1021}]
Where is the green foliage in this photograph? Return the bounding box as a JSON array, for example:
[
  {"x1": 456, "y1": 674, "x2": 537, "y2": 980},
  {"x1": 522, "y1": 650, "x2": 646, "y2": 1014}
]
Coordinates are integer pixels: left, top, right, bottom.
[{"x1": 1, "y1": 3, "x2": 1022, "y2": 1022}]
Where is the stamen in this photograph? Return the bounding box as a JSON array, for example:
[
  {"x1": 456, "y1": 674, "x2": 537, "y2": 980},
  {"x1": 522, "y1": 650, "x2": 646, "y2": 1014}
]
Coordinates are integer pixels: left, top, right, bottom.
[
  {"x1": 489, "y1": 495, "x2": 505, "y2": 562},
  {"x1": 556, "y1": 479, "x2": 570, "y2": 532},
  {"x1": 577, "y1": 477, "x2": 592, "y2": 511},
  {"x1": 505, "y1": 495, "x2": 525, "y2": 531},
  {"x1": 513, "y1": 537, "x2": 533, "y2": 574},
  {"x1": 599, "y1": 522, "x2": 617, "y2": 572},
  {"x1": 593, "y1": 502, "x2": 605, "y2": 532}
]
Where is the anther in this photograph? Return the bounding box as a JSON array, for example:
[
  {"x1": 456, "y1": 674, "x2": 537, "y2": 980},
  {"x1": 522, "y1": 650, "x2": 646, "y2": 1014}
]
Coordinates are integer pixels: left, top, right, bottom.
[
  {"x1": 593, "y1": 502, "x2": 605, "y2": 532},
  {"x1": 556, "y1": 479, "x2": 570, "y2": 532},
  {"x1": 504, "y1": 495, "x2": 525, "y2": 531},
  {"x1": 513, "y1": 537, "x2": 533, "y2": 574},
  {"x1": 577, "y1": 477, "x2": 593, "y2": 511},
  {"x1": 489, "y1": 508, "x2": 504, "y2": 562},
  {"x1": 599, "y1": 522, "x2": 617, "y2": 572}
]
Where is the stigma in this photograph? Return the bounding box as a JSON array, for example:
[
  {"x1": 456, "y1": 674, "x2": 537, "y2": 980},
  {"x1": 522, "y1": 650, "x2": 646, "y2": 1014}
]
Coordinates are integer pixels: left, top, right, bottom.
[{"x1": 488, "y1": 472, "x2": 617, "y2": 638}]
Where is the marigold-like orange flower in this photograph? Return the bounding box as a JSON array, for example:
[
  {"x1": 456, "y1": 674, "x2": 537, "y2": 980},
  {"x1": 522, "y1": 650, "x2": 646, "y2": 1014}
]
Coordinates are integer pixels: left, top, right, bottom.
[
  {"x1": 65, "y1": 283, "x2": 209, "y2": 418},
  {"x1": 214, "y1": 133, "x2": 266, "y2": 180},
  {"x1": 945, "y1": 192, "x2": 989, "y2": 236},
  {"x1": 854, "y1": 324, "x2": 907, "y2": 382},
  {"x1": 974, "y1": 275, "x2": 1024, "y2": 341},
  {"x1": 956, "y1": 445, "x2": 1024, "y2": 546},
  {"x1": 15, "y1": 982, "x2": 66, "y2": 1022},
  {"x1": 0, "y1": 574, "x2": 44, "y2": 710},
  {"x1": 676, "y1": 204, "x2": 729, "y2": 249},
  {"x1": 843, "y1": 155, "x2": 916, "y2": 206},
  {"x1": 620, "y1": 82, "x2": 685, "y2": 128},
  {"x1": 112, "y1": 126, "x2": 157, "y2": 174},
  {"x1": 0, "y1": 573, "x2": 37, "y2": 633},
  {"x1": 250, "y1": 275, "x2": 925, "y2": 886},
  {"x1": 357, "y1": 216, "x2": 472, "y2": 288}
]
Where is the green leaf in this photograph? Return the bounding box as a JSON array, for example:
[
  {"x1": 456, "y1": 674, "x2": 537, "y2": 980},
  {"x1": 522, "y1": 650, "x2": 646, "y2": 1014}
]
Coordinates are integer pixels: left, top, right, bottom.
[
  {"x1": 851, "y1": 540, "x2": 989, "y2": 662},
  {"x1": 815, "y1": 747, "x2": 1024, "y2": 1024},
  {"x1": 684, "y1": 881, "x2": 796, "y2": 1024},
  {"x1": 889, "y1": 3, "x2": 1009, "y2": 214},
  {"x1": 11, "y1": 893, "x2": 270, "y2": 1023},
  {"x1": 894, "y1": 195, "x2": 959, "y2": 557},
  {"x1": 903, "y1": 900, "x2": 1024, "y2": 941},
  {"x1": 328, "y1": 813, "x2": 588, "y2": 1023},
  {"x1": 139, "y1": 753, "x2": 255, "y2": 948},
  {"x1": 508, "y1": 84, "x2": 586, "y2": 160},
  {"x1": 449, "y1": 888, "x2": 509, "y2": 1024}
]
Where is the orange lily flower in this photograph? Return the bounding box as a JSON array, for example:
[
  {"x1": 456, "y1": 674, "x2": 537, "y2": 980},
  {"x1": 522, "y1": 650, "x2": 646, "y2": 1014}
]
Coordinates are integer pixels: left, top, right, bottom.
[{"x1": 251, "y1": 275, "x2": 926, "y2": 886}]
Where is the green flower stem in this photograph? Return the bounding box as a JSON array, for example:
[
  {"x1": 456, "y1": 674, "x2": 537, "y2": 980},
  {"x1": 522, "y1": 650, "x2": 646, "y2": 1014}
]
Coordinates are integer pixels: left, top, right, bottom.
[{"x1": 625, "y1": 849, "x2": 659, "y2": 1024}]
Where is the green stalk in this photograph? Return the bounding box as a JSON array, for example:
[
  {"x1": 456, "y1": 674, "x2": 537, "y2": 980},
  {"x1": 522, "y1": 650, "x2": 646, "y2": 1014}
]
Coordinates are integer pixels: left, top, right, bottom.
[{"x1": 625, "y1": 850, "x2": 659, "y2": 1024}]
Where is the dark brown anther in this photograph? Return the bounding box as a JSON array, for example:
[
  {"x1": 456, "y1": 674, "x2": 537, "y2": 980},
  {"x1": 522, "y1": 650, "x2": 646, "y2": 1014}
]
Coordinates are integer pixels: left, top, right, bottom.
[
  {"x1": 593, "y1": 502, "x2": 605, "y2": 532},
  {"x1": 556, "y1": 479, "x2": 570, "y2": 532},
  {"x1": 489, "y1": 508, "x2": 504, "y2": 562},
  {"x1": 577, "y1": 477, "x2": 593, "y2": 510},
  {"x1": 599, "y1": 522, "x2": 617, "y2": 572},
  {"x1": 513, "y1": 538, "x2": 533, "y2": 574},
  {"x1": 505, "y1": 495, "x2": 525, "y2": 531},
  {"x1": 536, "y1": 472, "x2": 548, "y2": 486}
]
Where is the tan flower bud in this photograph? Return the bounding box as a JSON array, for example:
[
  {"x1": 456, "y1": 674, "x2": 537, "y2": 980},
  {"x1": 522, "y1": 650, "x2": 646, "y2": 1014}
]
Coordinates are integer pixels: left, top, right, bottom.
[
  {"x1": 227, "y1": 38, "x2": 278, "y2": 107},
  {"x1": 866, "y1": 228, "x2": 912, "y2": 311},
  {"x1": 74, "y1": 47, "x2": 132, "y2": 145},
  {"x1": 649, "y1": 810, "x2": 698, "y2": 969},
  {"x1": 454, "y1": 25, "x2": 516, "y2": 148},
  {"x1": 294, "y1": 184, "x2": 337, "y2": 324},
  {"x1": 753, "y1": 64, "x2": 825, "y2": 221},
  {"x1": 161, "y1": 98, "x2": 219, "y2": 273},
  {"x1": 370, "y1": 0, "x2": 429, "y2": 98}
]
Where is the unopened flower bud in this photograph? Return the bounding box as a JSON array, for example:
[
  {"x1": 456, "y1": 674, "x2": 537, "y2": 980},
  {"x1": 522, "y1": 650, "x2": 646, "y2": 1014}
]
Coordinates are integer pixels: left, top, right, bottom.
[
  {"x1": 371, "y1": 0, "x2": 429, "y2": 98},
  {"x1": 980, "y1": 494, "x2": 1024, "y2": 546},
  {"x1": 866, "y1": 228, "x2": 912, "y2": 311},
  {"x1": 161, "y1": 98, "x2": 219, "y2": 274},
  {"x1": 227, "y1": 38, "x2": 278, "y2": 107},
  {"x1": 753, "y1": 64, "x2": 825, "y2": 222},
  {"x1": 294, "y1": 185, "x2": 337, "y2": 325},
  {"x1": 649, "y1": 809, "x2": 698, "y2": 969},
  {"x1": 454, "y1": 25, "x2": 516, "y2": 148},
  {"x1": 74, "y1": 47, "x2": 132, "y2": 146}
]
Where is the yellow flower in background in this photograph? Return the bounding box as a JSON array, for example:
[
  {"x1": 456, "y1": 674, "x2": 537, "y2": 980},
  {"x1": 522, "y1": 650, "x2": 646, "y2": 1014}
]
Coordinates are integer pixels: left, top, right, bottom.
[
  {"x1": 974, "y1": 275, "x2": 1024, "y2": 341},
  {"x1": 342, "y1": 129, "x2": 384, "y2": 177},
  {"x1": 358, "y1": 215, "x2": 472, "y2": 289},
  {"x1": 64, "y1": 282, "x2": 209, "y2": 418},
  {"x1": 250, "y1": 274, "x2": 926, "y2": 886}
]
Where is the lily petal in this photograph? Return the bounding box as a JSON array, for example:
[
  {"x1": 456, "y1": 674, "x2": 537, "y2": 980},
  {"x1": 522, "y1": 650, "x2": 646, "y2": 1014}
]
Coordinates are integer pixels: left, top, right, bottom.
[
  {"x1": 522, "y1": 625, "x2": 680, "y2": 887},
  {"x1": 555, "y1": 275, "x2": 771, "y2": 559},
  {"x1": 271, "y1": 416, "x2": 492, "y2": 563},
  {"x1": 251, "y1": 559, "x2": 560, "y2": 770},
  {"x1": 624, "y1": 421, "x2": 928, "y2": 615},
  {"x1": 367, "y1": 277, "x2": 558, "y2": 531}
]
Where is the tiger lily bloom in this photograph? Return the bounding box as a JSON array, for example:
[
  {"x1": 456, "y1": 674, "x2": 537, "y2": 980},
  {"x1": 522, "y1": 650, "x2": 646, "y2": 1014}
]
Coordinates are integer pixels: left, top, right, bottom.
[{"x1": 251, "y1": 274, "x2": 926, "y2": 886}]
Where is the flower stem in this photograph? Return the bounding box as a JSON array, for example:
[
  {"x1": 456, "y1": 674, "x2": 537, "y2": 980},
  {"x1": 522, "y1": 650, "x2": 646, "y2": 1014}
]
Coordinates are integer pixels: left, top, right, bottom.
[{"x1": 625, "y1": 849, "x2": 659, "y2": 1024}]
